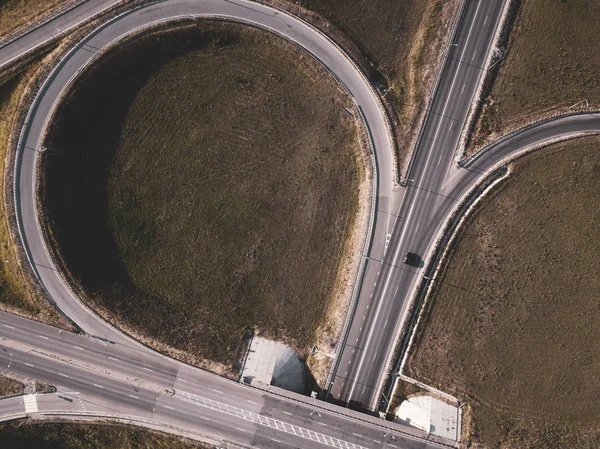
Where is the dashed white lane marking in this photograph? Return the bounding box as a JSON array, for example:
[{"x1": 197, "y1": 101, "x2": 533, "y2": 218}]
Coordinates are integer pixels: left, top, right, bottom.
[
  {"x1": 362, "y1": 316, "x2": 366, "y2": 320},
  {"x1": 23, "y1": 394, "x2": 38, "y2": 413},
  {"x1": 164, "y1": 405, "x2": 174, "y2": 410},
  {"x1": 271, "y1": 438, "x2": 281, "y2": 443},
  {"x1": 73, "y1": 346, "x2": 83, "y2": 350},
  {"x1": 484, "y1": 15, "x2": 488, "y2": 25},
  {"x1": 282, "y1": 411, "x2": 293, "y2": 416},
  {"x1": 24, "y1": 363, "x2": 34, "y2": 367},
  {"x1": 384, "y1": 319, "x2": 389, "y2": 329},
  {"x1": 212, "y1": 389, "x2": 223, "y2": 394},
  {"x1": 317, "y1": 422, "x2": 328, "y2": 426},
  {"x1": 3, "y1": 325, "x2": 14, "y2": 329},
  {"x1": 372, "y1": 351, "x2": 378, "y2": 361},
  {"x1": 373, "y1": 282, "x2": 377, "y2": 287},
  {"x1": 461, "y1": 83, "x2": 466, "y2": 94},
  {"x1": 235, "y1": 427, "x2": 249, "y2": 433},
  {"x1": 247, "y1": 400, "x2": 257, "y2": 405},
  {"x1": 179, "y1": 378, "x2": 188, "y2": 383},
  {"x1": 352, "y1": 349, "x2": 355, "y2": 354},
  {"x1": 377, "y1": 271, "x2": 380, "y2": 276},
  {"x1": 93, "y1": 384, "x2": 104, "y2": 389},
  {"x1": 353, "y1": 433, "x2": 362, "y2": 437},
  {"x1": 345, "y1": 0, "x2": 484, "y2": 405},
  {"x1": 355, "y1": 338, "x2": 359, "y2": 342},
  {"x1": 394, "y1": 286, "x2": 399, "y2": 296},
  {"x1": 142, "y1": 367, "x2": 153, "y2": 372},
  {"x1": 38, "y1": 335, "x2": 49, "y2": 340},
  {"x1": 201, "y1": 416, "x2": 211, "y2": 421},
  {"x1": 108, "y1": 356, "x2": 119, "y2": 361},
  {"x1": 359, "y1": 327, "x2": 362, "y2": 331},
  {"x1": 374, "y1": 440, "x2": 382, "y2": 444},
  {"x1": 58, "y1": 373, "x2": 69, "y2": 378},
  {"x1": 472, "y1": 50, "x2": 477, "y2": 60},
  {"x1": 128, "y1": 395, "x2": 139, "y2": 399},
  {"x1": 366, "y1": 304, "x2": 370, "y2": 309}
]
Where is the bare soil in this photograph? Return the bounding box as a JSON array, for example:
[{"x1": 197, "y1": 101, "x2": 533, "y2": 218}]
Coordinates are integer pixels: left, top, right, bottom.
[
  {"x1": 407, "y1": 137, "x2": 600, "y2": 448},
  {"x1": 470, "y1": 0, "x2": 600, "y2": 152},
  {"x1": 41, "y1": 21, "x2": 364, "y2": 374}
]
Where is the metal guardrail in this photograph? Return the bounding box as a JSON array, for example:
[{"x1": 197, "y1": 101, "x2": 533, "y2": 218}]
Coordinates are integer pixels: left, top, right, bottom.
[
  {"x1": 0, "y1": 0, "x2": 88, "y2": 50},
  {"x1": 399, "y1": 0, "x2": 469, "y2": 186},
  {"x1": 461, "y1": 109, "x2": 600, "y2": 168},
  {"x1": 323, "y1": 104, "x2": 379, "y2": 399}
]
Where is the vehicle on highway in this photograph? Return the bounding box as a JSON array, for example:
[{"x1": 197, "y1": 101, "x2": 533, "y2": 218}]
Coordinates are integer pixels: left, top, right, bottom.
[{"x1": 404, "y1": 251, "x2": 420, "y2": 266}]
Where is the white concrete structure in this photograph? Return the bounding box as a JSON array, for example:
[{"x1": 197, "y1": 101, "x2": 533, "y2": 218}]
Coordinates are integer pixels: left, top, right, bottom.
[
  {"x1": 241, "y1": 337, "x2": 305, "y2": 394},
  {"x1": 396, "y1": 395, "x2": 459, "y2": 440}
]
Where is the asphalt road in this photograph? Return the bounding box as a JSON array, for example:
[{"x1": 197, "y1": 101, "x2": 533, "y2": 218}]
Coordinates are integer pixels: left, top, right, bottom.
[
  {"x1": 5, "y1": 0, "x2": 396, "y2": 346},
  {"x1": 329, "y1": 0, "x2": 508, "y2": 410},
  {"x1": 0, "y1": 311, "x2": 437, "y2": 449},
  {"x1": 1, "y1": 0, "x2": 600, "y2": 447}
]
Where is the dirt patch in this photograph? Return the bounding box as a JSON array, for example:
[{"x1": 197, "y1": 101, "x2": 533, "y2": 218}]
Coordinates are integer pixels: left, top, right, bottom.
[
  {"x1": 40, "y1": 21, "x2": 365, "y2": 376},
  {"x1": 0, "y1": 420, "x2": 211, "y2": 448},
  {"x1": 469, "y1": 0, "x2": 600, "y2": 152},
  {"x1": 406, "y1": 137, "x2": 600, "y2": 447}
]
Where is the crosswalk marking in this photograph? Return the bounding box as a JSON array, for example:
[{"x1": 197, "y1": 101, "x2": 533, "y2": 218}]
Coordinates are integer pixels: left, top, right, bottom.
[{"x1": 23, "y1": 395, "x2": 38, "y2": 413}]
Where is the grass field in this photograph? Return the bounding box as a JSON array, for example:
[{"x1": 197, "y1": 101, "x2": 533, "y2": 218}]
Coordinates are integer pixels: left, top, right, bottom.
[
  {"x1": 270, "y1": 0, "x2": 461, "y2": 173},
  {"x1": 0, "y1": 374, "x2": 24, "y2": 397},
  {"x1": 0, "y1": 0, "x2": 72, "y2": 41},
  {"x1": 41, "y1": 21, "x2": 363, "y2": 373},
  {"x1": 0, "y1": 421, "x2": 210, "y2": 448},
  {"x1": 471, "y1": 0, "x2": 600, "y2": 150},
  {"x1": 406, "y1": 137, "x2": 600, "y2": 447}
]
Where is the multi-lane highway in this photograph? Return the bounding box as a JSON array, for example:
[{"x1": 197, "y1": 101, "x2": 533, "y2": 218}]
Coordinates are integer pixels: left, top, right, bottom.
[
  {"x1": 0, "y1": 311, "x2": 436, "y2": 449},
  {"x1": 1, "y1": 0, "x2": 600, "y2": 447},
  {"x1": 328, "y1": 0, "x2": 508, "y2": 410}
]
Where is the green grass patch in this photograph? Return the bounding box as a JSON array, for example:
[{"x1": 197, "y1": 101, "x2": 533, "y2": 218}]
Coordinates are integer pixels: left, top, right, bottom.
[
  {"x1": 0, "y1": 421, "x2": 210, "y2": 449},
  {"x1": 407, "y1": 137, "x2": 600, "y2": 447},
  {"x1": 41, "y1": 21, "x2": 362, "y2": 371}
]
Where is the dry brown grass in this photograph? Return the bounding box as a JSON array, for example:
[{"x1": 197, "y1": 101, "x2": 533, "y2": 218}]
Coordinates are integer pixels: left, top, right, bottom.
[
  {"x1": 0, "y1": 374, "x2": 24, "y2": 397},
  {"x1": 0, "y1": 0, "x2": 73, "y2": 41},
  {"x1": 470, "y1": 0, "x2": 600, "y2": 151},
  {"x1": 0, "y1": 420, "x2": 211, "y2": 448},
  {"x1": 407, "y1": 137, "x2": 600, "y2": 448},
  {"x1": 41, "y1": 21, "x2": 364, "y2": 374},
  {"x1": 266, "y1": 0, "x2": 461, "y2": 174}
]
